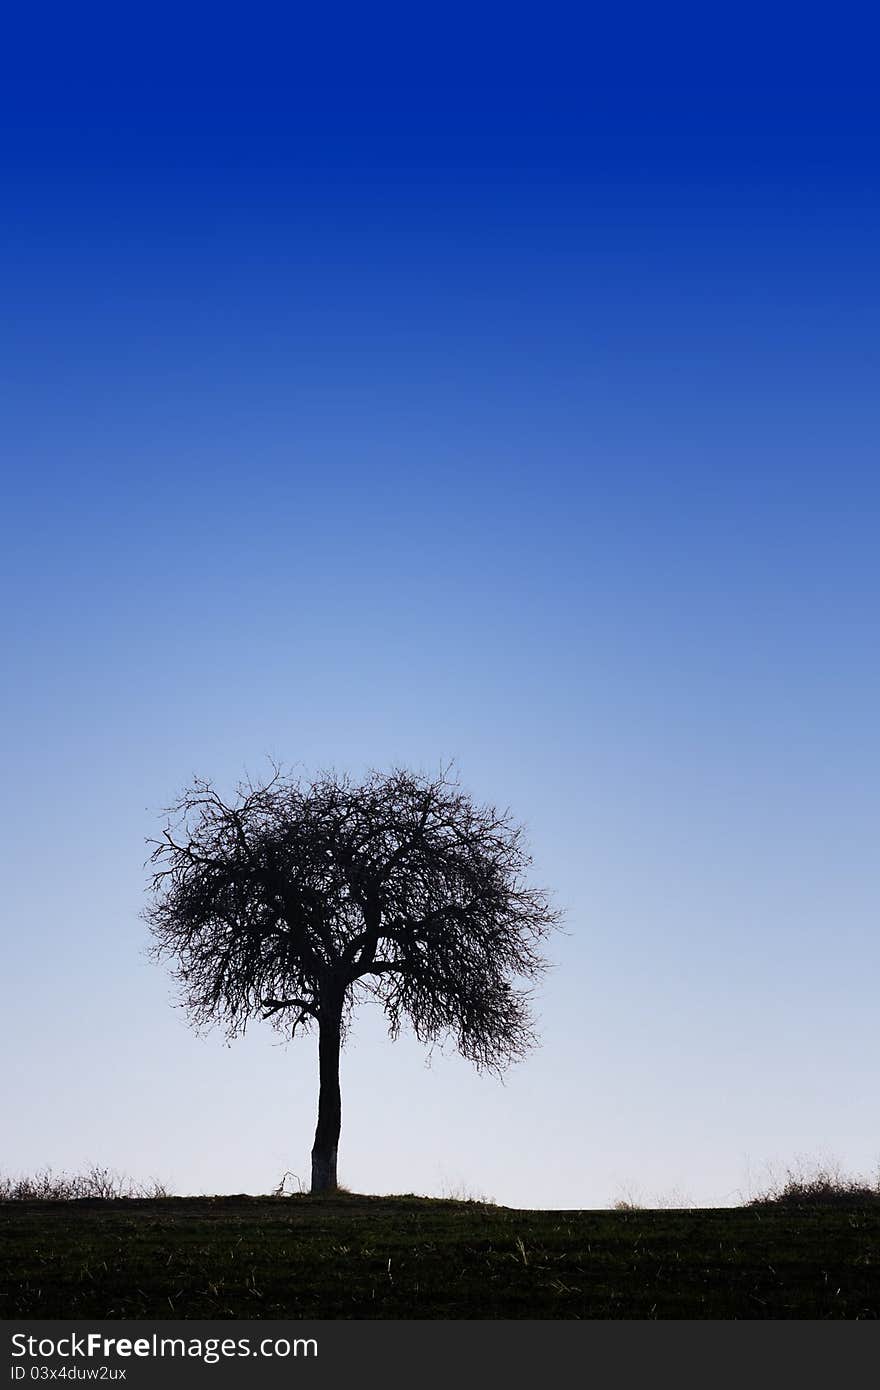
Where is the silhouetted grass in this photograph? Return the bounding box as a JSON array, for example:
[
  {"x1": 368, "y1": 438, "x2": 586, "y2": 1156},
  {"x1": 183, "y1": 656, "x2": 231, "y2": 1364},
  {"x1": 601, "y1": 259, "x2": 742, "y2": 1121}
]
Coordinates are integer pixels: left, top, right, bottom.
[
  {"x1": 2, "y1": 1193, "x2": 879, "y2": 1318},
  {"x1": 0, "y1": 1166, "x2": 169, "y2": 1202},
  {"x1": 747, "y1": 1165, "x2": 880, "y2": 1209}
]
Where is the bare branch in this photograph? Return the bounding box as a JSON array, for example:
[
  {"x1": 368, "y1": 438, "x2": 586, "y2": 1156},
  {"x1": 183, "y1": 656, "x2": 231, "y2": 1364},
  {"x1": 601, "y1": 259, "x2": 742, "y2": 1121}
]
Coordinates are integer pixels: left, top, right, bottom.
[{"x1": 143, "y1": 764, "x2": 561, "y2": 1070}]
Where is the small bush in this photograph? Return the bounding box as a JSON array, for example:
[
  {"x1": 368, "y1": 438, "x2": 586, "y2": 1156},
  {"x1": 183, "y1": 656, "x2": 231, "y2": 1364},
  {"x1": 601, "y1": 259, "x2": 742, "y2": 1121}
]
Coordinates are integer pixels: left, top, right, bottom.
[
  {"x1": 610, "y1": 1182, "x2": 645, "y2": 1211},
  {"x1": 747, "y1": 1163, "x2": 880, "y2": 1208},
  {"x1": 436, "y1": 1177, "x2": 496, "y2": 1205},
  {"x1": 611, "y1": 1189, "x2": 693, "y2": 1211},
  {"x1": 0, "y1": 1167, "x2": 171, "y2": 1201}
]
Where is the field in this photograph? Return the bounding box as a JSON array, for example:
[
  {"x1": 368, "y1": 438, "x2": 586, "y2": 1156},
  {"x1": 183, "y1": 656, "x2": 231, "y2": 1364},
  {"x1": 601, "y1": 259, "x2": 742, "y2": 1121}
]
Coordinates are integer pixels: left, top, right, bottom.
[{"x1": 2, "y1": 1194, "x2": 879, "y2": 1319}]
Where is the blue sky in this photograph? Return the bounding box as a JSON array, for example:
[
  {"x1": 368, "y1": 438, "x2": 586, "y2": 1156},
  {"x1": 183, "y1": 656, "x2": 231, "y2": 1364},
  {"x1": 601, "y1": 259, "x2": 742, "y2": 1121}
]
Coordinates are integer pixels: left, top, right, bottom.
[{"x1": 3, "y1": 66, "x2": 878, "y2": 1205}]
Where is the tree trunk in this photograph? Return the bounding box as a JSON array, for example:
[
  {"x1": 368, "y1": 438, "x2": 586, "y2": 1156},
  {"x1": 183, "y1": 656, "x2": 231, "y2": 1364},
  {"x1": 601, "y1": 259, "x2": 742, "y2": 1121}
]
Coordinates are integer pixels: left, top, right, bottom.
[{"x1": 310, "y1": 1010, "x2": 342, "y2": 1194}]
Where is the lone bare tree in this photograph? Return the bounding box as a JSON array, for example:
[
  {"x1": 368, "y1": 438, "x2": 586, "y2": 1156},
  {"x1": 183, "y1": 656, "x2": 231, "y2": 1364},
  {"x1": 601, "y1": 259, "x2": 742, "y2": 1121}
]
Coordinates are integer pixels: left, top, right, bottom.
[{"x1": 144, "y1": 765, "x2": 560, "y2": 1193}]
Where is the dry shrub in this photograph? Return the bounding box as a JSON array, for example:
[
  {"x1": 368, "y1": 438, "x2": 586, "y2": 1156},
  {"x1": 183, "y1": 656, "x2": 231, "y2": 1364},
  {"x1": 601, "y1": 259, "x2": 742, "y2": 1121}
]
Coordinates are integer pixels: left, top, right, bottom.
[
  {"x1": 747, "y1": 1160, "x2": 880, "y2": 1208},
  {"x1": 0, "y1": 1166, "x2": 170, "y2": 1200}
]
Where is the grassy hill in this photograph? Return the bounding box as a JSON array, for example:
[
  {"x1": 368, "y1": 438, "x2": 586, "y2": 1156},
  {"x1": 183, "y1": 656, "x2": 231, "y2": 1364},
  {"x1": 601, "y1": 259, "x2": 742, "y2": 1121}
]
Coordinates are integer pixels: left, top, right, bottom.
[{"x1": 2, "y1": 1194, "x2": 879, "y2": 1318}]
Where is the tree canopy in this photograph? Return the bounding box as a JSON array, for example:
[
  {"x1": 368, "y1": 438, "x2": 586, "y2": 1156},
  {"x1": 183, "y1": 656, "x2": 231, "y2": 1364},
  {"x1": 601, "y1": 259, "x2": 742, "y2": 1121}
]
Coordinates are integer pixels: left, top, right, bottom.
[{"x1": 145, "y1": 764, "x2": 560, "y2": 1191}]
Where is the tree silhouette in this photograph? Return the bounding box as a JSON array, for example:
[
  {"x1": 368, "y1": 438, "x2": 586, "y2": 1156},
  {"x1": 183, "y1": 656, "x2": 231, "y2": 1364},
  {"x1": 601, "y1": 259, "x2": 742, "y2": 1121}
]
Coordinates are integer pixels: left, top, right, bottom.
[{"x1": 144, "y1": 765, "x2": 560, "y2": 1193}]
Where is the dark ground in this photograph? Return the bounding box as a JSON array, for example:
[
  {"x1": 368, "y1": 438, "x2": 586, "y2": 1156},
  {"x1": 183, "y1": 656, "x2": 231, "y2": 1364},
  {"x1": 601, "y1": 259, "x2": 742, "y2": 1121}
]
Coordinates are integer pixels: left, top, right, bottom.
[{"x1": 2, "y1": 1194, "x2": 878, "y2": 1318}]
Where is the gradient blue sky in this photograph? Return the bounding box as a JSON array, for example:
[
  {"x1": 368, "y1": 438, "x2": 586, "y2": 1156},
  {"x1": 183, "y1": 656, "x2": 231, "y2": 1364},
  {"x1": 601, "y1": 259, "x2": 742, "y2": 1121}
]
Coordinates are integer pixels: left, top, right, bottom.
[{"x1": 3, "y1": 65, "x2": 878, "y2": 1206}]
